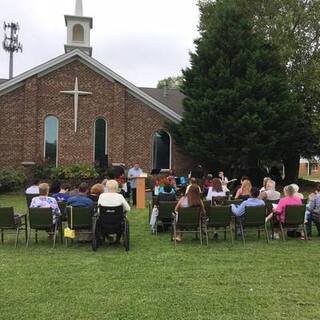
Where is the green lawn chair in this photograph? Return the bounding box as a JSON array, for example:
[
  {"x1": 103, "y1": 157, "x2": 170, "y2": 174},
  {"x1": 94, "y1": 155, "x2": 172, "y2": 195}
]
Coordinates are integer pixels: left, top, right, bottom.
[
  {"x1": 156, "y1": 201, "x2": 178, "y2": 235},
  {"x1": 237, "y1": 205, "x2": 269, "y2": 244},
  {"x1": 172, "y1": 206, "x2": 204, "y2": 247},
  {"x1": 211, "y1": 196, "x2": 228, "y2": 206},
  {"x1": 65, "y1": 206, "x2": 93, "y2": 247},
  {"x1": 27, "y1": 208, "x2": 59, "y2": 248},
  {"x1": 203, "y1": 200, "x2": 211, "y2": 212},
  {"x1": 0, "y1": 207, "x2": 27, "y2": 248},
  {"x1": 279, "y1": 205, "x2": 307, "y2": 241},
  {"x1": 205, "y1": 205, "x2": 233, "y2": 244},
  {"x1": 227, "y1": 199, "x2": 242, "y2": 206},
  {"x1": 25, "y1": 194, "x2": 39, "y2": 211}
]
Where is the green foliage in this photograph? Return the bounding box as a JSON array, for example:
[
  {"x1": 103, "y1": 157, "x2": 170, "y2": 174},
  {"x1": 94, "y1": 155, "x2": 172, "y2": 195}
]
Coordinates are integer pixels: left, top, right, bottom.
[
  {"x1": 170, "y1": 0, "x2": 295, "y2": 172},
  {"x1": 0, "y1": 167, "x2": 26, "y2": 192},
  {"x1": 157, "y1": 75, "x2": 184, "y2": 89},
  {"x1": 51, "y1": 164, "x2": 99, "y2": 180},
  {"x1": 33, "y1": 162, "x2": 55, "y2": 180}
]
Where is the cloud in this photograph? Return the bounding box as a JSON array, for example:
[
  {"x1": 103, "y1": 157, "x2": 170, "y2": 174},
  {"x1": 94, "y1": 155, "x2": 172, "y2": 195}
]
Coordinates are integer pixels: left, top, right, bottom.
[{"x1": 0, "y1": 0, "x2": 199, "y2": 86}]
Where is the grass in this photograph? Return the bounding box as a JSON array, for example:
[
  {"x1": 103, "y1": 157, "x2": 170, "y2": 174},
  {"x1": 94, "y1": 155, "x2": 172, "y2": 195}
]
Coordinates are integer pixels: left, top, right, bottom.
[{"x1": 1, "y1": 194, "x2": 320, "y2": 320}]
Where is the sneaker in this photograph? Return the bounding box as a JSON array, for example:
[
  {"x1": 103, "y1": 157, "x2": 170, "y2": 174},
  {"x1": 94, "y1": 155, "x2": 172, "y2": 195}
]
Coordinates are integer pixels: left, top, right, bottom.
[{"x1": 271, "y1": 232, "x2": 279, "y2": 240}]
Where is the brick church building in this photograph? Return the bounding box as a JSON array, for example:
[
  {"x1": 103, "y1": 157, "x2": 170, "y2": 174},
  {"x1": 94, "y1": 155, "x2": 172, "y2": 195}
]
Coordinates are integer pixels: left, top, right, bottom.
[{"x1": 0, "y1": 0, "x2": 194, "y2": 174}]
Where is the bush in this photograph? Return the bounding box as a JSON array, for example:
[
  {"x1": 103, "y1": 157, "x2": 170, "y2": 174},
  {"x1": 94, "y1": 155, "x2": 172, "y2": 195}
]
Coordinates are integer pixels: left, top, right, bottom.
[
  {"x1": 0, "y1": 167, "x2": 27, "y2": 192},
  {"x1": 51, "y1": 164, "x2": 99, "y2": 180}
]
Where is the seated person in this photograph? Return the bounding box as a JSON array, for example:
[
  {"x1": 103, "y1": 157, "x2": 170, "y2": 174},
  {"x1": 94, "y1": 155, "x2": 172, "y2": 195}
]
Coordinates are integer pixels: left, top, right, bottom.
[
  {"x1": 98, "y1": 180, "x2": 131, "y2": 243},
  {"x1": 185, "y1": 177, "x2": 202, "y2": 194},
  {"x1": 266, "y1": 185, "x2": 302, "y2": 223},
  {"x1": 231, "y1": 187, "x2": 264, "y2": 217},
  {"x1": 259, "y1": 177, "x2": 271, "y2": 193},
  {"x1": 291, "y1": 184, "x2": 304, "y2": 200},
  {"x1": 67, "y1": 182, "x2": 94, "y2": 209},
  {"x1": 98, "y1": 180, "x2": 131, "y2": 212},
  {"x1": 53, "y1": 183, "x2": 71, "y2": 202},
  {"x1": 25, "y1": 180, "x2": 40, "y2": 194},
  {"x1": 158, "y1": 179, "x2": 176, "y2": 195},
  {"x1": 206, "y1": 178, "x2": 226, "y2": 202},
  {"x1": 233, "y1": 175, "x2": 249, "y2": 198},
  {"x1": 235, "y1": 179, "x2": 252, "y2": 200},
  {"x1": 149, "y1": 182, "x2": 176, "y2": 233},
  {"x1": 30, "y1": 183, "x2": 61, "y2": 225},
  {"x1": 259, "y1": 180, "x2": 280, "y2": 201},
  {"x1": 49, "y1": 180, "x2": 61, "y2": 195},
  {"x1": 305, "y1": 184, "x2": 320, "y2": 237},
  {"x1": 174, "y1": 185, "x2": 205, "y2": 242},
  {"x1": 157, "y1": 182, "x2": 177, "y2": 204},
  {"x1": 88, "y1": 184, "x2": 104, "y2": 202},
  {"x1": 203, "y1": 174, "x2": 214, "y2": 195}
]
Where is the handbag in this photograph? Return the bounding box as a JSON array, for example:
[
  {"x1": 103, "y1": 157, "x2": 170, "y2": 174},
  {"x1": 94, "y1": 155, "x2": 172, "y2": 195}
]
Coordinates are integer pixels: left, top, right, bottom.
[{"x1": 64, "y1": 206, "x2": 76, "y2": 239}]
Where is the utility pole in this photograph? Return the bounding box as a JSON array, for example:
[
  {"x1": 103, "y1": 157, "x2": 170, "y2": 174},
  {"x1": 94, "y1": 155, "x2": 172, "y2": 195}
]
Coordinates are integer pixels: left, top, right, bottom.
[{"x1": 3, "y1": 22, "x2": 23, "y2": 79}]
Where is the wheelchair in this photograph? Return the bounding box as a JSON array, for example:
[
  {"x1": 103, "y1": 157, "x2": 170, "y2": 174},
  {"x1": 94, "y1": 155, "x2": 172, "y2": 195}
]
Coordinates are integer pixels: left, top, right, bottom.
[{"x1": 92, "y1": 205, "x2": 130, "y2": 252}]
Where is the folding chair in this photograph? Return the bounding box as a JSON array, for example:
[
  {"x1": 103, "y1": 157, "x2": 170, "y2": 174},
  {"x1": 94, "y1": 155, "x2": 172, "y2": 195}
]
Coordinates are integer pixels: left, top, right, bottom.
[
  {"x1": 279, "y1": 205, "x2": 307, "y2": 241},
  {"x1": 65, "y1": 206, "x2": 93, "y2": 247},
  {"x1": 211, "y1": 196, "x2": 228, "y2": 206},
  {"x1": 237, "y1": 206, "x2": 269, "y2": 244},
  {"x1": 0, "y1": 207, "x2": 27, "y2": 248},
  {"x1": 156, "y1": 201, "x2": 177, "y2": 235},
  {"x1": 172, "y1": 207, "x2": 204, "y2": 246},
  {"x1": 25, "y1": 194, "x2": 39, "y2": 211},
  {"x1": 27, "y1": 208, "x2": 59, "y2": 248},
  {"x1": 205, "y1": 205, "x2": 233, "y2": 244}
]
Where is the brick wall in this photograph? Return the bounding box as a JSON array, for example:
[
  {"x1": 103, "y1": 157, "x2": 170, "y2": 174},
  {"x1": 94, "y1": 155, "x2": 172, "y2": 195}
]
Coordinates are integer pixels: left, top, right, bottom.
[{"x1": 0, "y1": 58, "x2": 195, "y2": 175}]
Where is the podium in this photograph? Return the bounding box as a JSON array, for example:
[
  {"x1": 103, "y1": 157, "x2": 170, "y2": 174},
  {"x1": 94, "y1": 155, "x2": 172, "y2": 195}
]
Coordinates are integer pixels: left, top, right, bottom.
[{"x1": 136, "y1": 176, "x2": 146, "y2": 209}]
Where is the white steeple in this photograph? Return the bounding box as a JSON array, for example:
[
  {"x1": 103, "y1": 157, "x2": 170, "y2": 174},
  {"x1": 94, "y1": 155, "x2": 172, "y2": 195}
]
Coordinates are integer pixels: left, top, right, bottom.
[
  {"x1": 64, "y1": 0, "x2": 93, "y2": 56},
  {"x1": 75, "y1": 0, "x2": 83, "y2": 16}
]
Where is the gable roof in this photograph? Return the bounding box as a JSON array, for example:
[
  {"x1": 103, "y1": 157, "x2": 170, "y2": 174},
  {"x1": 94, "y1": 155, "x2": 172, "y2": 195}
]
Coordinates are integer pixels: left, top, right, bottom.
[
  {"x1": 139, "y1": 87, "x2": 185, "y2": 116},
  {"x1": 0, "y1": 49, "x2": 182, "y2": 122}
]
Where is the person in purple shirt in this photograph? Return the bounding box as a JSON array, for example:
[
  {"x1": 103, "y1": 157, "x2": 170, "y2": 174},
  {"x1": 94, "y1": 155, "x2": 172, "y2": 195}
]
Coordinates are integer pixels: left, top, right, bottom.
[
  {"x1": 30, "y1": 183, "x2": 61, "y2": 224},
  {"x1": 67, "y1": 182, "x2": 93, "y2": 209},
  {"x1": 231, "y1": 187, "x2": 265, "y2": 217},
  {"x1": 53, "y1": 183, "x2": 71, "y2": 202}
]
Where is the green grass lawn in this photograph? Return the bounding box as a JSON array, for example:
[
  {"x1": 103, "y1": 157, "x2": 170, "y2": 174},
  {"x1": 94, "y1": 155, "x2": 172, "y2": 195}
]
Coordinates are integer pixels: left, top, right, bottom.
[{"x1": 0, "y1": 194, "x2": 320, "y2": 320}]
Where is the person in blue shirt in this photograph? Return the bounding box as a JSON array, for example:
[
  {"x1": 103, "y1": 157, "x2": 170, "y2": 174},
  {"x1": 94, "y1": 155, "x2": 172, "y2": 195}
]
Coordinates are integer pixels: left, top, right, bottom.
[
  {"x1": 67, "y1": 182, "x2": 93, "y2": 209},
  {"x1": 128, "y1": 163, "x2": 143, "y2": 206},
  {"x1": 53, "y1": 183, "x2": 71, "y2": 202},
  {"x1": 231, "y1": 187, "x2": 265, "y2": 217}
]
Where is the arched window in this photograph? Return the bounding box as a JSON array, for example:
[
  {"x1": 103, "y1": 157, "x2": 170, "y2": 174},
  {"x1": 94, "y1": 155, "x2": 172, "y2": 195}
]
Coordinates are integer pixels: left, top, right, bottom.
[
  {"x1": 153, "y1": 130, "x2": 171, "y2": 169},
  {"x1": 73, "y1": 24, "x2": 84, "y2": 42},
  {"x1": 94, "y1": 118, "x2": 107, "y2": 168},
  {"x1": 44, "y1": 116, "x2": 58, "y2": 166}
]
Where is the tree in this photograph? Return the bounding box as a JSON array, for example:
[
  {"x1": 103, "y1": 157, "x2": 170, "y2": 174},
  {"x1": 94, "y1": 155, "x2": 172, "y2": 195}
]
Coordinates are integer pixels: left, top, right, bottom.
[
  {"x1": 169, "y1": 0, "x2": 304, "y2": 179},
  {"x1": 246, "y1": 0, "x2": 320, "y2": 182},
  {"x1": 157, "y1": 76, "x2": 184, "y2": 89}
]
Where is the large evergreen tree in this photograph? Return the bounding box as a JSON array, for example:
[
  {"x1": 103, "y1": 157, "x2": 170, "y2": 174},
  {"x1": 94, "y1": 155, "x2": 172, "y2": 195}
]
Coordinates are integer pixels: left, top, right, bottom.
[{"x1": 169, "y1": 0, "x2": 308, "y2": 180}]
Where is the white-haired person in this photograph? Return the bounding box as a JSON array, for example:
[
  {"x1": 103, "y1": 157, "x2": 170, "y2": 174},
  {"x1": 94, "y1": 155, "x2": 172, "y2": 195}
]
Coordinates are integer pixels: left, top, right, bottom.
[
  {"x1": 291, "y1": 184, "x2": 304, "y2": 200},
  {"x1": 98, "y1": 180, "x2": 131, "y2": 244},
  {"x1": 98, "y1": 180, "x2": 131, "y2": 213},
  {"x1": 259, "y1": 180, "x2": 280, "y2": 201},
  {"x1": 30, "y1": 183, "x2": 61, "y2": 227}
]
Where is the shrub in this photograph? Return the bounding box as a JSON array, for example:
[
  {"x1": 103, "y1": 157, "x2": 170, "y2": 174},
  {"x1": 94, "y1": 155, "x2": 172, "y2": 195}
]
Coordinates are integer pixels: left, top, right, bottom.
[
  {"x1": 51, "y1": 164, "x2": 99, "y2": 180},
  {"x1": 0, "y1": 167, "x2": 27, "y2": 192}
]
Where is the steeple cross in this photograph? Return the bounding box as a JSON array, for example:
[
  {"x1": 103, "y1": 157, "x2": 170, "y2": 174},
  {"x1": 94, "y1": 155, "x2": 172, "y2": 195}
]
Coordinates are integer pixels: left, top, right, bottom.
[{"x1": 60, "y1": 77, "x2": 92, "y2": 132}]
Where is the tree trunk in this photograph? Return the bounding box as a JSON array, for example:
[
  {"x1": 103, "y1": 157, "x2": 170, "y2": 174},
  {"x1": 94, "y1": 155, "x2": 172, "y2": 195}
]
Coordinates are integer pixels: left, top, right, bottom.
[{"x1": 283, "y1": 154, "x2": 300, "y2": 184}]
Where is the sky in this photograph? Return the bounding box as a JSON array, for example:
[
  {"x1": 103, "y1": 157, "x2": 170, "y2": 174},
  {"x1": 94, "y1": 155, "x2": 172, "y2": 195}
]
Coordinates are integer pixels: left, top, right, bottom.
[{"x1": 0, "y1": 0, "x2": 200, "y2": 87}]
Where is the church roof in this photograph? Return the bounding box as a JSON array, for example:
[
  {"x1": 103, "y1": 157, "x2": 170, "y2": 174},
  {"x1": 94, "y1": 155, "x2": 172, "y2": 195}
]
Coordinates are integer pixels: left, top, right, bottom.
[
  {"x1": 0, "y1": 49, "x2": 182, "y2": 122},
  {"x1": 139, "y1": 88, "x2": 185, "y2": 116}
]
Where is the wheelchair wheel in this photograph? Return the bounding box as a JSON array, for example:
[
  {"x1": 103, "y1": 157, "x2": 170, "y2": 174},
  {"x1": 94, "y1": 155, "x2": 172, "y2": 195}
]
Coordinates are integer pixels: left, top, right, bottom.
[{"x1": 124, "y1": 219, "x2": 130, "y2": 252}]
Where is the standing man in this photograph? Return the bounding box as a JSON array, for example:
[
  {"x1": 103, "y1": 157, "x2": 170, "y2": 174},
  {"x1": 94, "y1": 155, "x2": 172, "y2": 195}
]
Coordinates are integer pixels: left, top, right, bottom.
[{"x1": 128, "y1": 163, "x2": 143, "y2": 206}]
